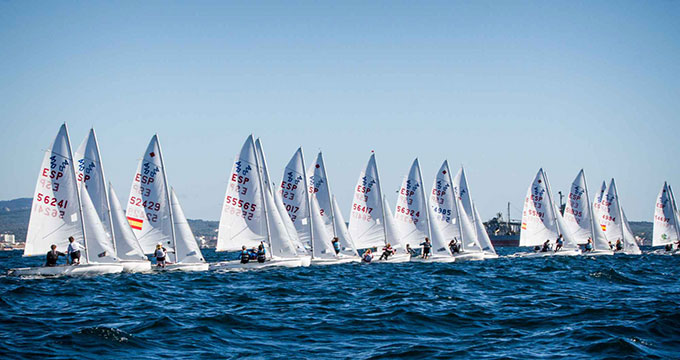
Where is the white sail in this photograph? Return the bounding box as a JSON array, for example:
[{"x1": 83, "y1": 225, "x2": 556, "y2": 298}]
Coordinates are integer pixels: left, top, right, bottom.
[
  {"x1": 670, "y1": 186, "x2": 680, "y2": 237},
  {"x1": 108, "y1": 186, "x2": 146, "y2": 260},
  {"x1": 430, "y1": 161, "x2": 462, "y2": 242},
  {"x1": 653, "y1": 182, "x2": 679, "y2": 246},
  {"x1": 554, "y1": 205, "x2": 581, "y2": 250},
  {"x1": 562, "y1": 170, "x2": 592, "y2": 245},
  {"x1": 348, "y1": 153, "x2": 387, "y2": 249},
  {"x1": 74, "y1": 129, "x2": 113, "y2": 242},
  {"x1": 310, "y1": 199, "x2": 336, "y2": 259},
  {"x1": 520, "y1": 169, "x2": 559, "y2": 247},
  {"x1": 383, "y1": 196, "x2": 405, "y2": 249},
  {"x1": 592, "y1": 181, "x2": 607, "y2": 220},
  {"x1": 264, "y1": 183, "x2": 299, "y2": 258},
  {"x1": 453, "y1": 167, "x2": 483, "y2": 252},
  {"x1": 81, "y1": 188, "x2": 118, "y2": 263},
  {"x1": 331, "y1": 195, "x2": 358, "y2": 256},
  {"x1": 472, "y1": 203, "x2": 496, "y2": 254},
  {"x1": 216, "y1": 136, "x2": 266, "y2": 251},
  {"x1": 308, "y1": 152, "x2": 336, "y2": 240},
  {"x1": 599, "y1": 179, "x2": 623, "y2": 245},
  {"x1": 621, "y1": 208, "x2": 642, "y2": 255},
  {"x1": 256, "y1": 139, "x2": 307, "y2": 255},
  {"x1": 279, "y1": 148, "x2": 312, "y2": 247},
  {"x1": 126, "y1": 135, "x2": 173, "y2": 253},
  {"x1": 170, "y1": 189, "x2": 205, "y2": 263},
  {"x1": 393, "y1": 159, "x2": 431, "y2": 248},
  {"x1": 24, "y1": 124, "x2": 84, "y2": 257}
]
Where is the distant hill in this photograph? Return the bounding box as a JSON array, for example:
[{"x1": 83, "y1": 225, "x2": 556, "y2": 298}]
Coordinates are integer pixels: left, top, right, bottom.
[{"x1": 0, "y1": 197, "x2": 654, "y2": 245}]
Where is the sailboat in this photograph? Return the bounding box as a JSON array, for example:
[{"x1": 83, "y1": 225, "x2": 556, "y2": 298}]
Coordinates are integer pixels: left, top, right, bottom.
[
  {"x1": 652, "y1": 182, "x2": 680, "y2": 253},
  {"x1": 305, "y1": 152, "x2": 360, "y2": 265},
  {"x1": 394, "y1": 159, "x2": 454, "y2": 263},
  {"x1": 516, "y1": 168, "x2": 581, "y2": 257},
  {"x1": 451, "y1": 166, "x2": 489, "y2": 261},
  {"x1": 562, "y1": 170, "x2": 613, "y2": 256},
  {"x1": 348, "y1": 152, "x2": 410, "y2": 262},
  {"x1": 597, "y1": 179, "x2": 641, "y2": 255},
  {"x1": 429, "y1": 161, "x2": 485, "y2": 261},
  {"x1": 10, "y1": 124, "x2": 123, "y2": 276},
  {"x1": 126, "y1": 135, "x2": 208, "y2": 271},
  {"x1": 213, "y1": 136, "x2": 308, "y2": 269},
  {"x1": 74, "y1": 129, "x2": 151, "y2": 272},
  {"x1": 471, "y1": 202, "x2": 499, "y2": 259}
]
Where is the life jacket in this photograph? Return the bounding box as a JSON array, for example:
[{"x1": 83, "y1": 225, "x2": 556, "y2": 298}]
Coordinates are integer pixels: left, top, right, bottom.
[
  {"x1": 257, "y1": 249, "x2": 266, "y2": 262},
  {"x1": 240, "y1": 250, "x2": 250, "y2": 263}
]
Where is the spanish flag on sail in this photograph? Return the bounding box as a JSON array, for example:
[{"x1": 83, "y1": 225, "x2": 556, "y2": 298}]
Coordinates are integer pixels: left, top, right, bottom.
[
  {"x1": 600, "y1": 224, "x2": 607, "y2": 232},
  {"x1": 127, "y1": 216, "x2": 143, "y2": 230},
  {"x1": 521, "y1": 222, "x2": 527, "y2": 230}
]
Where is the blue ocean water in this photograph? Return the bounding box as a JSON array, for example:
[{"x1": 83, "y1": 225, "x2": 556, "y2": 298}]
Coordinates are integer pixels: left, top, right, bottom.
[{"x1": 1, "y1": 248, "x2": 678, "y2": 359}]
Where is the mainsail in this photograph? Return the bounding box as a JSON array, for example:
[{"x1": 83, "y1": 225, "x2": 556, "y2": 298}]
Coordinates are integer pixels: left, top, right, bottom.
[
  {"x1": 280, "y1": 148, "x2": 312, "y2": 247},
  {"x1": 170, "y1": 188, "x2": 205, "y2": 263},
  {"x1": 348, "y1": 153, "x2": 387, "y2": 249},
  {"x1": 430, "y1": 161, "x2": 462, "y2": 243},
  {"x1": 562, "y1": 170, "x2": 592, "y2": 245},
  {"x1": 453, "y1": 167, "x2": 484, "y2": 252},
  {"x1": 394, "y1": 159, "x2": 431, "y2": 249},
  {"x1": 108, "y1": 186, "x2": 147, "y2": 260},
  {"x1": 520, "y1": 168, "x2": 559, "y2": 247},
  {"x1": 472, "y1": 202, "x2": 496, "y2": 255},
  {"x1": 331, "y1": 195, "x2": 358, "y2": 256},
  {"x1": 652, "y1": 182, "x2": 679, "y2": 247},
  {"x1": 126, "y1": 135, "x2": 173, "y2": 253}
]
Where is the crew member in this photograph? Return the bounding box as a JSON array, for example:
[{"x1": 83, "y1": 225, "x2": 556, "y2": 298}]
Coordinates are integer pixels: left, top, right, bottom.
[
  {"x1": 240, "y1": 246, "x2": 250, "y2": 264},
  {"x1": 45, "y1": 244, "x2": 66, "y2": 267},
  {"x1": 362, "y1": 249, "x2": 373, "y2": 263},
  {"x1": 380, "y1": 243, "x2": 395, "y2": 260},
  {"x1": 554, "y1": 234, "x2": 564, "y2": 252},
  {"x1": 67, "y1": 236, "x2": 83, "y2": 265},
  {"x1": 541, "y1": 239, "x2": 551, "y2": 252},
  {"x1": 584, "y1": 238, "x2": 593, "y2": 252},
  {"x1": 331, "y1": 237, "x2": 341, "y2": 255},
  {"x1": 420, "y1": 238, "x2": 432, "y2": 259},
  {"x1": 256, "y1": 243, "x2": 266, "y2": 263},
  {"x1": 154, "y1": 243, "x2": 167, "y2": 268}
]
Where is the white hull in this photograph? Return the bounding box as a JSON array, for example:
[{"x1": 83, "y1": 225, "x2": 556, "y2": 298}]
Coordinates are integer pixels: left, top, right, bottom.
[
  {"x1": 482, "y1": 253, "x2": 499, "y2": 260},
  {"x1": 583, "y1": 249, "x2": 615, "y2": 257},
  {"x1": 512, "y1": 248, "x2": 582, "y2": 258},
  {"x1": 154, "y1": 262, "x2": 209, "y2": 272},
  {"x1": 299, "y1": 255, "x2": 312, "y2": 267},
  {"x1": 649, "y1": 249, "x2": 680, "y2": 255},
  {"x1": 121, "y1": 260, "x2": 152, "y2": 272},
  {"x1": 372, "y1": 253, "x2": 411, "y2": 263},
  {"x1": 9, "y1": 263, "x2": 123, "y2": 277},
  {"x1": 452, "y1": 252, "x2": 486, "y2": 261},
  {"x1": 410, "y1": 254, "x2": 456, "y2": 263},
  {"x1": 211, "y1": 257, "x2": 304, "y2": 271},
  {"x1": 311, "y1": 257, "x2": 361, "y2": 266}
]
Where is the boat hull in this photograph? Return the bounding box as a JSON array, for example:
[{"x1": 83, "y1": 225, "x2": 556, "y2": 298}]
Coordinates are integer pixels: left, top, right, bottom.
[
  {"x1": 410, "y1": 254, "x2": 456, "y2": 263},
  {"x1": 153, "y1": 262, "x2": 209, "y2": 272},
  {"x1": 452, "y1": 252, "x2": 486, "y2": 261},
  {"x1": 372, "y1": 253, "x2": 411, "y2": 263},
  {"x1": 512, "y1": 249, "x2": 582, "y2": 258},
  {"x1": 8, "y1": 263, "x2": 124, "y2": 277},
  {"x1": 482, "y1": 253, "x2": 499, "y2": 259},
  {"x1": 311, "y1": 257, "x2": 361, "y2": 266},
  {"x1": 121, "y1": 260, "x2": 152, "y2": 272},
  {"x1": 211, "y1": 257, "x2": 304, "y2": 271},
  {"x1": 583, "y1": 250, "x2": 614, "y2": 257}
]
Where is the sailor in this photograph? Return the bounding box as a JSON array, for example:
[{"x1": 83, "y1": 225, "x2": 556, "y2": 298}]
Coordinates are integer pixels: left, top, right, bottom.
[
  {"x1": 608, "y1": 241, "x2": 613, "y2": 250},
  {"x1": 45, "y1": 244, "x2": 66, "y2": 267},
  {"x1": 420, "y1": 238, "x2": 432, "y2": 259},
  {"x1": 554, "y1": 234, "x2": 564, "y2": 252},
  {"x1": 331, "y1": 237, "x2": 341, "y2": 255},
  {"x1": 362, "y1": 249, "x2": 373, "y2": 263},
  {"x1": 615, "y1": 239, "x2": 623, "y2": 251},
  {"x1": 66, "y1": 236, "x2": 83, "y2": 265},
  {"x1": 249, "y1": 247, "x2": 258, "y2": 260},
  {"x1": 154, "y1": 243, "x2": 167, "y2": 268},
  {"x1": 449, "y1": 238, "x2": 461, "y2": 254},
  {"x1": 240, "y1": 246, "x2": 250, "y2": 264},
  {"x1": 665, "y1": 243, "x2": 673, "y2": 252},
  {"x1": 256, "y1": 243, "x2": 266, "y2": 263},
  {"x1": 541, "y1": 239, "x2": 550, "y2": 252},
  {"x1": 534, "y1": 245, "x2": 541, "y2": 252},
  {"x1": 584, "y1": 238, "x2": 593, "y2": 252},
  {"x1": 405, "y1": 244, "x2": 415, "y2": 256},
  {"x1": 379, "y1": 243, "x2": 395, "y2": 260}
]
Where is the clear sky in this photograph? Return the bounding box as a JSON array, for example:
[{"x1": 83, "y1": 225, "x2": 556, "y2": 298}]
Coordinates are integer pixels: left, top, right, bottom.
[{"x1": 1, "y1": 1, "x2": 678, "y2": 222}]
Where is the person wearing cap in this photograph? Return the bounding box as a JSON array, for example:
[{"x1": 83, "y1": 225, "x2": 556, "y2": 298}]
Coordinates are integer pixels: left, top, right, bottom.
[
  {"x1": 45, "y1": 244, "x2": 66, "y2": 267},
  {"x1": 67, "y1": 236, "x2": 84, "y2": 265},
  {"x1": 154, "y1": 243, "x2": 167, "y2": 268}
]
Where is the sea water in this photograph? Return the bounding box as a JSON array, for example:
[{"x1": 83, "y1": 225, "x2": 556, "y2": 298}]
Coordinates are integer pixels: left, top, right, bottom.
[{"x1": 0, "y1": 248, "x2": 678, "y2": 359}]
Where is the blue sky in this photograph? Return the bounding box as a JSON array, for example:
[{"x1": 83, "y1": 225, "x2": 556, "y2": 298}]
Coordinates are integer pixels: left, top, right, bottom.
[{"x1": 0, "y1": 1, "x2": 678, "y2": 221}]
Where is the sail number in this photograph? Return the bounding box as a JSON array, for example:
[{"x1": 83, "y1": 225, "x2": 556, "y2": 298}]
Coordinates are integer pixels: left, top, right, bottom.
[
  {"x1": 36, "y1": 193, "x2": 69, "y2": 209},
  {"x1": 129, "y1": 196, "x2": 161, "y2": 211},
  {"x1": 396, "y1": 206, "x2": 420, "y2": 217},
  {"x1": 353, "y1": 204, "x2": 373, "y2": 214}
]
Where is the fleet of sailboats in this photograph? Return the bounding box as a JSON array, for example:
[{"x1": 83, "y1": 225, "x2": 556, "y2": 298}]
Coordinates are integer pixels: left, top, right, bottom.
[{"x1": 9, "y1": 124, "x2": 667, "y2": 277}]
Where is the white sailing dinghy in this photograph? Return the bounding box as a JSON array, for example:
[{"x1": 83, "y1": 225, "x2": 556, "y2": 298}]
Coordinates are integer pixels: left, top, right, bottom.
[
  {"x1": 213, "y1": 136, "x2": 307, "y2": 270},
  {"x1": 108, "y1": 186, "x2": 151, "y2": 271},
  {"x1": 598, "y1": 179, "x2": 641, "y2": 255},
  {"x1": 471, "y1": 202, "x2": 498, "y2": 259},
  {"x1": 652, "y1": 182, "x2": 680, "y2": 253},
  {"x1": 306, "y1": 152, "x2": 360, "y2": 265},
  {"x1": 451, "y1": 166, "x2": 489, "y2": 261},
  {"x1": 394, "y1": 159, "x2": 454, "y2": 263},
  {"x1": 126, "y1": 135, "x2": 208, "y2": 271},
  {"x1": 348, "y1": 153, "x2": 410, "y2": 263},
  {"x1": 515, "y1": 168, "x2": 581, "y2": 257},
  {"x1": 562, "y1": 170, "x2": 613, "y2": 256},
  {"x1": 10, "y1": 124, "x2": 123, "y2": 276},
  {"x1": 75, "y1": 129, "x2": 151, "y2": 272}
]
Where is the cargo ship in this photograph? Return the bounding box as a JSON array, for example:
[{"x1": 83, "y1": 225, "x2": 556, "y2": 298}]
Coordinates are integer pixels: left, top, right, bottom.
[{"x1": 483, "y1": 203, "x2": 520, "y2": 247}]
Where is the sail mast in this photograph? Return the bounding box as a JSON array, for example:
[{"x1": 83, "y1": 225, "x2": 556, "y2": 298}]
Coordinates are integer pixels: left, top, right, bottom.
[
  {"x1": 253, "y1": 138, "x2": 273, "y2": 258},
  {"x1": 372, "y1": 153, "x2": 389, "y2": 245},
  {"x1": 450, "y1": 164, "x2": 466, "y2": 251},
  {"x1": 416, "y1": 159, "x2": 432, "y2": 240},
  {"x1": 320, "y1": 152, "x2": 338, "y2": 238},
  {"x1": 155, "y1": 135, "x2": 178, "y2": 263},
  {"x1": 299, "y1": 148, "x2": 314, "y2": 258},
  {"x1": 65, "y1": 124, "x2": 91, "y2": 263},
  {"x1": 91, "y1": 129, "x2": 116, "y2": 254}
]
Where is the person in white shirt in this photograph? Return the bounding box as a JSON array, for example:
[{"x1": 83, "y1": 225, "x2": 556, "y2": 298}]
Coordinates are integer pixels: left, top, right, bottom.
[
  {"x1": 154, "y1": 243, "x2": 167, "y2": 268},
  {"x1": 67, "y1": 236, "x2": 84, "y2": 265}
]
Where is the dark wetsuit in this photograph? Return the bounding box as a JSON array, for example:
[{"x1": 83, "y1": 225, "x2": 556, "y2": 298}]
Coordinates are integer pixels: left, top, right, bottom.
[
  {"x1": 45, "y1": 250, "x2": 66, "y2": 266},
  {"x1": 421, "y1": 242, "x2": 432, "y2": 256},
  {"x1": 240, "y1": 250, "x2": 250, "y2": 264},
  {"x1": 257, "y1": 248, "x2": 266, "y2": 263},
  {"x1": 616, "y1": 242, "x2": 623, "y2": 251}
]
